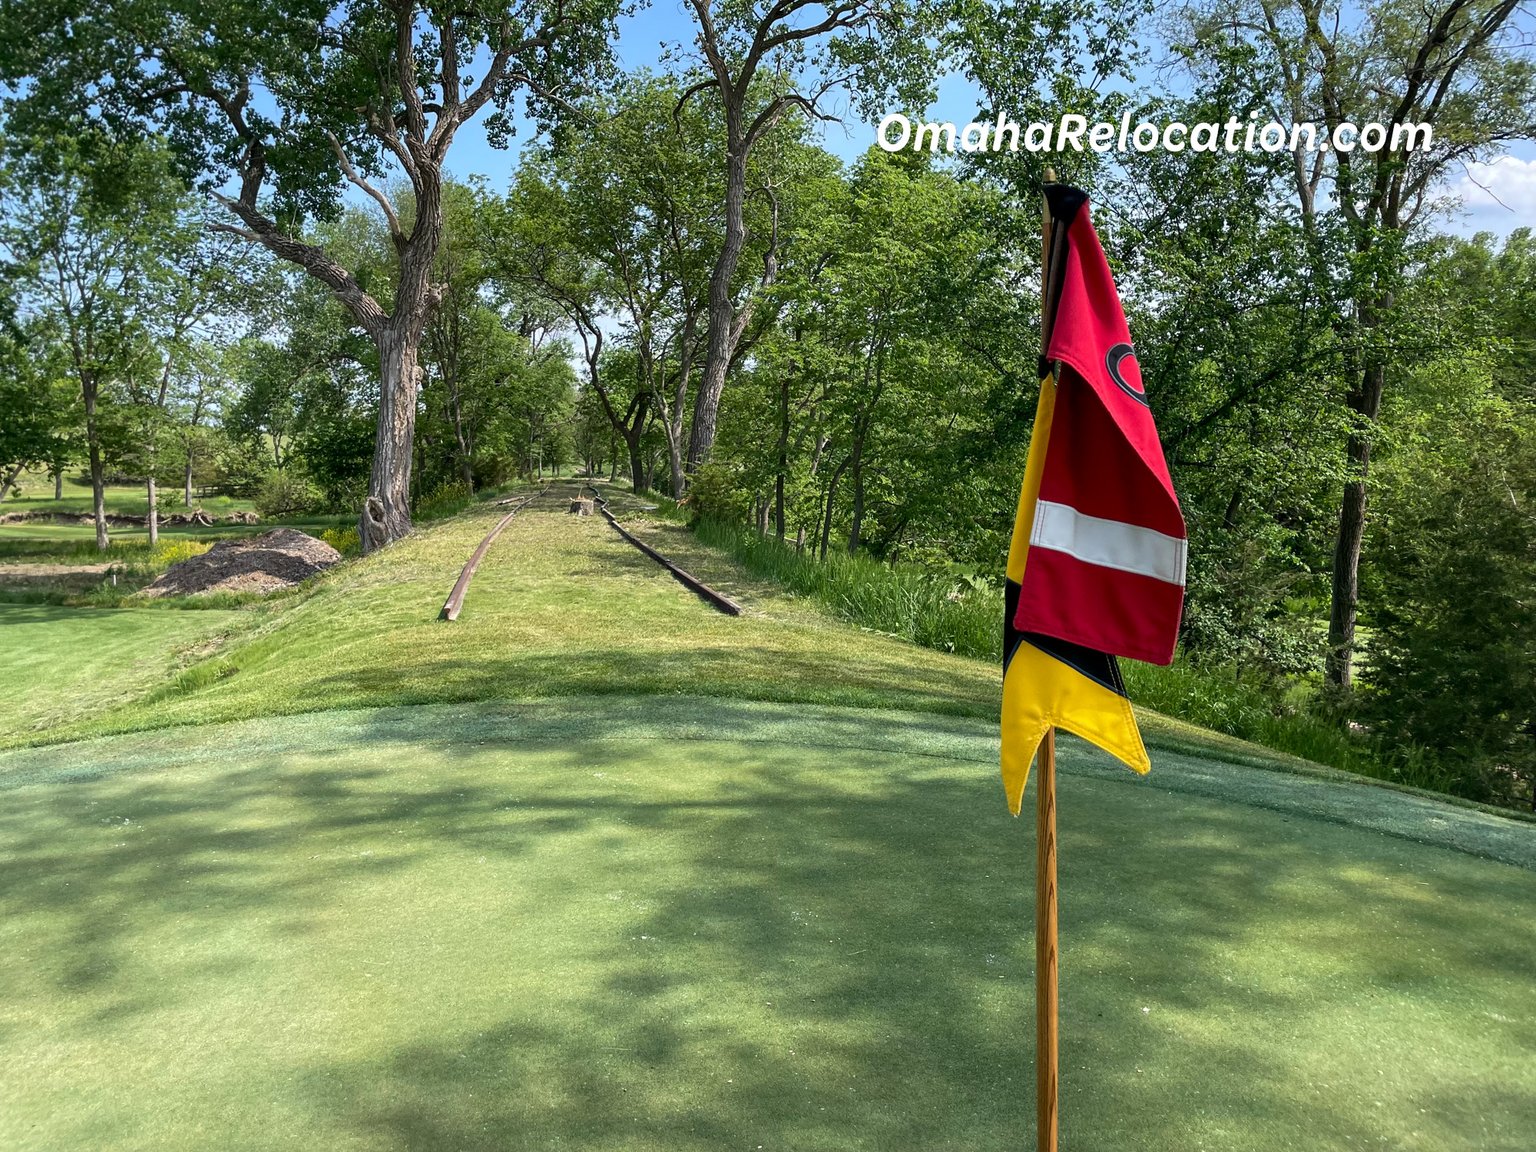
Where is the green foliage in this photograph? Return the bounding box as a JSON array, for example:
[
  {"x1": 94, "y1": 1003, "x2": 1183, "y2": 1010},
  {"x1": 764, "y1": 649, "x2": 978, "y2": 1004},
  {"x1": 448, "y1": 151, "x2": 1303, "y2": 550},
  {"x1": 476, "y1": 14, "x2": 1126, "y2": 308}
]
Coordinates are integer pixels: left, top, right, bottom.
[
  {"x1": 1364, "y1": 423, "x2": 1536, "y2": 807},
  {"x1": 319, "y1": 526, "x2": 361, "y2": 557},
  {"x1": 294, "y1": 407, "x2": 375, "y2": 512},
  {"x1": 414, "y1": 480, "x2": 473, "y2": 522},
  {"x1": 148, "y1": 538, "x2": 212, "y2": 568},
  {"x1": 254, "y1": 470, "x2": 321, "y2": 519}
]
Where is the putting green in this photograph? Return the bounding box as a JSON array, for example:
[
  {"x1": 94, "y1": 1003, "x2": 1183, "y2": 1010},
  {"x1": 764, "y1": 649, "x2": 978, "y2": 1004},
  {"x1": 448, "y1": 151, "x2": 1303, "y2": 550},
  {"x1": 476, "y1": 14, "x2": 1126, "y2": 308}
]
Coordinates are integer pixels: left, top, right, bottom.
[{"x1": 1, "y1": 697, "x2": 1531, "y2": 1151}]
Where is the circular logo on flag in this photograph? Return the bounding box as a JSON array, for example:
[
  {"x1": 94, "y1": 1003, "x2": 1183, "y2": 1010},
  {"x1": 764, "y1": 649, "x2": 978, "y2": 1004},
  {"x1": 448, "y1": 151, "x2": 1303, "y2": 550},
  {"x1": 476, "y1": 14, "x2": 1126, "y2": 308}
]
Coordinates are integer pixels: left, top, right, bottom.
[{"x1": 1106, "y1": 343, "x2": 1148, "y2": 407}]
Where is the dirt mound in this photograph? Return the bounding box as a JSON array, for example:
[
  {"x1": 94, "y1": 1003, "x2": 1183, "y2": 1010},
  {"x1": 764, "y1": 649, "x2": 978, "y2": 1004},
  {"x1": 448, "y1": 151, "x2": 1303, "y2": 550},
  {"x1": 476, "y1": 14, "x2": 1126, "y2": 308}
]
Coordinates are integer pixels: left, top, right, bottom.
[{"x1": 140, "y1": 528, "x2": 342, "y2": 598}]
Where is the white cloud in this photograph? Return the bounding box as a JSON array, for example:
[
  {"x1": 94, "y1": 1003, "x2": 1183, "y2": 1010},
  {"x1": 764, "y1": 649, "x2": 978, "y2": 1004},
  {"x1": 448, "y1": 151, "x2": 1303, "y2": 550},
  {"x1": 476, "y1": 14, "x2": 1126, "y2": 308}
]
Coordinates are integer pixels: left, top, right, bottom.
[{"x1": 1446, "y1": 155, "x2": 1536, "y2": 237}]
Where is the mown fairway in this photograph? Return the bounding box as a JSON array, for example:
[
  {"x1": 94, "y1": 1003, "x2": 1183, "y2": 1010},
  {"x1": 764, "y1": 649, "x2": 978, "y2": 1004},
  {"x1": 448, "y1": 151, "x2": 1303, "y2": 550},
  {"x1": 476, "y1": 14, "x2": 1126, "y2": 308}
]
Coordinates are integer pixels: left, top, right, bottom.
[
  {"x1": 0, "y1": 605, "x2": 250, "y2": 737},
  {"x1": 1, "y1": 484, "x2": 1532, "y2": 1151}
]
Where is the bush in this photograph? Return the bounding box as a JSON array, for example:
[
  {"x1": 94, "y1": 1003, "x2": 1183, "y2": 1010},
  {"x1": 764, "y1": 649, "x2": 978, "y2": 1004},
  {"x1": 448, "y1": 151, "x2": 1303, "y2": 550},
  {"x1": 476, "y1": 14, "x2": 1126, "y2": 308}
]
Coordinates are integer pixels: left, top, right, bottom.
[
  {"x1": 682, "y1": 463, "x2": 752, "y2": 526},
  {"x1": 1362, "y1": 430, "x2": 1536, "y2": 807},
  {"x1": 254, "y1": 471, "x2": 321, "y2": 519},
  {"x1": 149, "y1": 539, "x2": 213, "y2": 568},
  {"x1": 319, "y1": 526, "x2": 361, "y2": 557},
  {"x1": 416, "y1": 479, "x2": 472, "y2": 522}
]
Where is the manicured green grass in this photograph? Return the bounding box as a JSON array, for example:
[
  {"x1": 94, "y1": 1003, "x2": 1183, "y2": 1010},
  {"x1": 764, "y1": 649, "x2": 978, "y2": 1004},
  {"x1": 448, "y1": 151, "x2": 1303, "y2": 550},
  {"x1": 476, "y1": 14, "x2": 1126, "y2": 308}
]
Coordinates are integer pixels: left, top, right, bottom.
[
  {"x1": 3, "y1": 481, "x2": 1532, "y2": 1150},
  {"x1": 6, "y1": 483, "x2": 1010, "y2": 747},
  {"x1": 0, "y1": 515, "x2": 347, "y2": 551},
  {"x1": 0, "y1": 604, "x2": 254, "y2": 737},
  {"x1": 1, "y1": 698, "x2": 1531, "y2": 1152},
  {"x1": 1, "y1": 472, "x2": 257, "y2": 518}
]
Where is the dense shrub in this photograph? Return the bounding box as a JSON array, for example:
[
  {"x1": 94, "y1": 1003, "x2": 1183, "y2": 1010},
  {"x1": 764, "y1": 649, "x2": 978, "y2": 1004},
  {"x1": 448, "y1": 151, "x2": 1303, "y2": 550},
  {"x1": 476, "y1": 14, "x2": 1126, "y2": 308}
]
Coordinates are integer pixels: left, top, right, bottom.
[
  {"x1": 1363, "y1": 431, "x2": 1536, "y2": 807},
  {"x1": 415, "y1": 480, "x2": 473, "y2": 521},
  {"x1": 254, "y1": 471, "x2": 321, "y2": 519},
  {"x1": 319, "y1": 526, "x2": 361, "y2": 557}
]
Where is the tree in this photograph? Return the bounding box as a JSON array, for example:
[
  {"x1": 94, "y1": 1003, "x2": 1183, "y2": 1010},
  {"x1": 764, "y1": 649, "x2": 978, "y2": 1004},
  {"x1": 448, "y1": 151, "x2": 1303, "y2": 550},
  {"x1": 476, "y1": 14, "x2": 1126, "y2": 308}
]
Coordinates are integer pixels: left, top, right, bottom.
[
  {"x1": 1173, "y1": 0, "x2": 1536, "y2": 685},
  {"x1": 0, "y1": 135, "x2": 197, "y2": 549},
  {"x1": 671, "y1": 0, "x2": 952, "y2": 477},
  {"x1": 170, "y1": 347, "x2": 231, "y2": 507},
  {"x1": 117, "y1": 220, "x2": 244, "y2": 543},
  {"x1": 0, "y1": 315, "x2": 74, "y2": 502},
  {"x1": 3, "y1": 0, "x2": 621, "y2": 551}
]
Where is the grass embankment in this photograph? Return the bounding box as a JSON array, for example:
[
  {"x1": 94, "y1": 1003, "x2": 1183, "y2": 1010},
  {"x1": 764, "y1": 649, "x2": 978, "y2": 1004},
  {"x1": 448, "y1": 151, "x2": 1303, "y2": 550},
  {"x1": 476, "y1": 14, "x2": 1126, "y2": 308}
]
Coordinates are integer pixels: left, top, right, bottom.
[
  {"x1": 691, "y1": 519, "x2": 1439, "y2": 796},
  {"x1": 0, "y1": 482, "x2": 1006, "y2": 748},
  {"x1": 0, "y1": 482, "x2": 1483, "y2": 788},
  {"x1": 0, "y1": 605, "x2": 255, "y2": 737}
]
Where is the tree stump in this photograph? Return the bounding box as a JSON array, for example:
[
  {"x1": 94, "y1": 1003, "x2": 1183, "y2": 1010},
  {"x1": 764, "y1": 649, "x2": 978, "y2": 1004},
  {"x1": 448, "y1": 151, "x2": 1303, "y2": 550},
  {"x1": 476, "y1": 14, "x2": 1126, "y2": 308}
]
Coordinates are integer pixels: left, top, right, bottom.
[{"x1": 569, "y1": 498, "x2": 594, "y2": 516}]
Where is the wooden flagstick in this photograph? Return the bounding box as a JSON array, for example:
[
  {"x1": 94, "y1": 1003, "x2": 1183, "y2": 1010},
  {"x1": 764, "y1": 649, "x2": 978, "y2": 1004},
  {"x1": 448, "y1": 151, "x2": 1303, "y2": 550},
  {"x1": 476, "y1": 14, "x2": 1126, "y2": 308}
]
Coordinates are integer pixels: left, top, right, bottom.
[{"x1": 1037, "y1": 167, "x2": 1060, "y2": 1152}]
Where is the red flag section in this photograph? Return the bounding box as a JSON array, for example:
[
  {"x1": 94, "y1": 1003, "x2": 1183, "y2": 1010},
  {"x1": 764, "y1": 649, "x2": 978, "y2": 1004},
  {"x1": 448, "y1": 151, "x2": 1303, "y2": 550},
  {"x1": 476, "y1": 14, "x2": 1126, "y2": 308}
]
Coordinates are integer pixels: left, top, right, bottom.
[{"x1": 1012, "y1": 187, "x2": 1186, "y2": 666}]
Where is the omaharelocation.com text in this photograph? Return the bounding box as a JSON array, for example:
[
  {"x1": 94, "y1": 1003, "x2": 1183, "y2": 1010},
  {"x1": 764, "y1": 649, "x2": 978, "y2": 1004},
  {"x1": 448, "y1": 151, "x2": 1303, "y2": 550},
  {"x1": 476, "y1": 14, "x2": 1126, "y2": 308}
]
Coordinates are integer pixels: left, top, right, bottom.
[{"x1": 876, "y1": 111, "x2": 1434, "y2": 155}]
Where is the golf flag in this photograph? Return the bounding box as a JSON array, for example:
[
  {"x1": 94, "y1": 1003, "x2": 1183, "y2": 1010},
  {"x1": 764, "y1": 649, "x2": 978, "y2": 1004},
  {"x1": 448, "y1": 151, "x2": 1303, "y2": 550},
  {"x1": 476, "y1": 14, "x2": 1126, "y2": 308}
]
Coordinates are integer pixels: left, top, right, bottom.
[{"x1": 1001, "y1": 184, "x2": 1186, "y2": 815}]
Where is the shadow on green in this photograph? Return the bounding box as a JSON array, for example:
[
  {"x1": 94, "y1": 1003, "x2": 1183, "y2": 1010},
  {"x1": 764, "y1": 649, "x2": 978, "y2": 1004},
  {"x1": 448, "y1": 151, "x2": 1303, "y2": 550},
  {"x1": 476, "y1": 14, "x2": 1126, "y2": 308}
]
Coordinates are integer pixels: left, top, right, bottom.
[{"x1": 1, "y1": 699, "x2": 1531, "y2": 1151}]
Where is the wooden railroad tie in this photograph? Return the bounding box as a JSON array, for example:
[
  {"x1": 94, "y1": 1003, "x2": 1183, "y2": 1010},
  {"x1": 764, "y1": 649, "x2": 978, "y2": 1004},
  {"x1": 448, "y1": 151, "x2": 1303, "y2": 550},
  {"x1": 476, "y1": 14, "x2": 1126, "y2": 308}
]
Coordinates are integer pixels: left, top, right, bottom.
[{"x1": 438, "y1": 484, "x2": 549, "y2": 621}]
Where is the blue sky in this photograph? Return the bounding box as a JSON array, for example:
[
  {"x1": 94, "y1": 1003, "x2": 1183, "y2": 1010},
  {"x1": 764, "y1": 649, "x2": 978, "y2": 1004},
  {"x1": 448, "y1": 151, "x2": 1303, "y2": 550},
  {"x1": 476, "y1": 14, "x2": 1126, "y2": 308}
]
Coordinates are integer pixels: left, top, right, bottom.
[{"x1": 439, "y1": 1, "x2": 1535, "y2": 239}]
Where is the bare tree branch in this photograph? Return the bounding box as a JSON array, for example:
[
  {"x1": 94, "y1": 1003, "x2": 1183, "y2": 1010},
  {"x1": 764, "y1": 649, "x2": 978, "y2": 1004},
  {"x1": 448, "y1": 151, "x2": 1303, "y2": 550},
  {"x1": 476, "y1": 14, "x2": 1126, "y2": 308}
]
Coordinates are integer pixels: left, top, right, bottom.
[{"x1": 324, "y1": 130, "x2": 406, "y2": 246}]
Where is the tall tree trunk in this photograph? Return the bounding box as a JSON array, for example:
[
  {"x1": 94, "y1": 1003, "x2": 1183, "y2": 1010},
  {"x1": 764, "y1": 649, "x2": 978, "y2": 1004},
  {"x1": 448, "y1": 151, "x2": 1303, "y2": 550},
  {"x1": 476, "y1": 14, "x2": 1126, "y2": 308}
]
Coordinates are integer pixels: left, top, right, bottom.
[
  {"x1": 847, "y1": 430, "x2": 868, "y2": 556},
  {"x1": 184, "y1": 454, "x2": 194, "y2": 507},
  {"x1": 53, "y1": 467, "x2": 63, "y2": 500},
  {"x1": 83, "y1": 378, "x2": 108, "y2": 550},
  {"x1": 147, "y1": 475, "x2": 159, "y2": 547},
  {"x1": 665, "y1": 422, "x2": 686, "y2": 499},
  {"x1": 1326, "y1": 360, "x2": 1386, "y2": 687},
  {"x1": 448, "y1": 378, "x2": 474, "y2": 491},
  {"x1": 774, "y1": 373, "x2": 789, "y2": 541},
  {"x1": 627, "y1": 435, "x2": 647, "y2": 496},
  {"x1": 361, "y1": 328, "x2": 422, "y2": 554},
  {"x1": 819, "y1": 457, "x2": 849, "y2": 562},
  {"x1": 687, "y1": 147, "x2": 749, "y2": 472}
]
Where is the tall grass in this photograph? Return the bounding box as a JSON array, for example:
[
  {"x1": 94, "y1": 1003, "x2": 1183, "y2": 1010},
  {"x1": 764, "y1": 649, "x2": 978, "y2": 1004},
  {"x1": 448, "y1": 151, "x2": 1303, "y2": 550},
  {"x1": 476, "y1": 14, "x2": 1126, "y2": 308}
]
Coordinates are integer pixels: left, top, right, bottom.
[
  {"x1": 415, "y1": 480, "x2": 474, "y2": 522},
  {"x1": 693, "y1": 519, "x2": 1001, "y2": 659},
  {"x1": 693, "y1": 517, "x2": 1473, "y2": 796}
]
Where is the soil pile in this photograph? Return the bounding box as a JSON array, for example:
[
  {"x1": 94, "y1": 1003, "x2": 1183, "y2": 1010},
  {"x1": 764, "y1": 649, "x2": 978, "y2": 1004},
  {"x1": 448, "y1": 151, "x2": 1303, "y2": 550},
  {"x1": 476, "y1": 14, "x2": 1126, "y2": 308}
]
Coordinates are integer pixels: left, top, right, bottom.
[{"x1": 140, "y1": 528, "x2": 341, "y2": 597}]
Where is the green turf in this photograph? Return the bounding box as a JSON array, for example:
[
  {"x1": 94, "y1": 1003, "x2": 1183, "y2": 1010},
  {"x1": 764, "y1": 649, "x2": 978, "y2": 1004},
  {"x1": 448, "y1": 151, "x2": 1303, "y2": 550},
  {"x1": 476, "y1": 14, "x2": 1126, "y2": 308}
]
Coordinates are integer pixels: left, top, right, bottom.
[
  {"x1": 1, "y1": 473, "x2": 257, "y2": 518},
  {"x1": 0, "y1": 698, "x2": 1531, "y2": 1152},
  {"x1": 3, "y1": 481, "x2": 1533, "y2": 1149},
  {"x1": 0, "y1": 482, "x2": 1343, "y2": 780},
  {"x1": 0, "y1": 605, "x2": 255, "y2": 736},
  {"x1": 0, "y1": 516, "x2": 346, "y2": 550},
  {"x1": 5, "y1": 482, "x2": 1012, "y2": 747}
]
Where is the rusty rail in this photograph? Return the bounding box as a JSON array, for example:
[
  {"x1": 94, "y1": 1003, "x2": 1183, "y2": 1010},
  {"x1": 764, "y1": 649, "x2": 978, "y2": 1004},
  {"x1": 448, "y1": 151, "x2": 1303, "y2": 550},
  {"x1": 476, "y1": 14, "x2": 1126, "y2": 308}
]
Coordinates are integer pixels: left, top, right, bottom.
[
  {"x1": 586, "y1": 486, "x2": 743, "y2": 617},
  {"x1": 438, "y1": 485, "x2": 548, "y2": 621}
]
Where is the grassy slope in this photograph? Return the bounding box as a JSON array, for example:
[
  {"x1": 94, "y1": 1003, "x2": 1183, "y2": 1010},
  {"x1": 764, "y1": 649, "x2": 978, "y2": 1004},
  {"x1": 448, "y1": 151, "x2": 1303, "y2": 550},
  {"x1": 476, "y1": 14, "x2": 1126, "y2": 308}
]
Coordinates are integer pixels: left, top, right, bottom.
[
  {"x1": 2, "y1": 481, "x2": 1326, "y2": 781},
  {"x1": 5, "y1": 483, "x2": 1007, "y2": 746},
  {"x1": 2, "y1": 699, "x2": 1532, "y2": 1152},
  {"x1": 0, "y1": 605, "x2": 253, "y2": 737}
]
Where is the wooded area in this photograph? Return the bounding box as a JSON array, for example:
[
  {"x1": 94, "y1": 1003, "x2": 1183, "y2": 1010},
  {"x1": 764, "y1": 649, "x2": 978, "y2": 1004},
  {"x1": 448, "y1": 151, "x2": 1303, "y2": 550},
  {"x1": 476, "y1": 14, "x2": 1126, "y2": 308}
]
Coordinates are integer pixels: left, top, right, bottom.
[{"x1": 1, "y1": 0, "x2": 1532, "y2": 806}]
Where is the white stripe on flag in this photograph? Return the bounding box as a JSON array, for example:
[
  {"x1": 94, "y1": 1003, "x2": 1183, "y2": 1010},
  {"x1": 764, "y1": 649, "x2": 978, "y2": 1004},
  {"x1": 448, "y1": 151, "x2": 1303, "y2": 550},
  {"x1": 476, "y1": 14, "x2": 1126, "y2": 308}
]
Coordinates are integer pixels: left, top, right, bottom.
[{"x1": 1030, "y1": 500, "x2": 1187, "y2": 586}]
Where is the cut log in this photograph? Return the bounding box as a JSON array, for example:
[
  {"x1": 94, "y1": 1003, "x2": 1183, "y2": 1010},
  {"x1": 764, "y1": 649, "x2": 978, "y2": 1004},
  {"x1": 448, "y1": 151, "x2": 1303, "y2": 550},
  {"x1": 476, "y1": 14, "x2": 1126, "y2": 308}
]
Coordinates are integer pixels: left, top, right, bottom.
[{"x1": 569, "y1": 498, "x2": 594, "y2": 516}]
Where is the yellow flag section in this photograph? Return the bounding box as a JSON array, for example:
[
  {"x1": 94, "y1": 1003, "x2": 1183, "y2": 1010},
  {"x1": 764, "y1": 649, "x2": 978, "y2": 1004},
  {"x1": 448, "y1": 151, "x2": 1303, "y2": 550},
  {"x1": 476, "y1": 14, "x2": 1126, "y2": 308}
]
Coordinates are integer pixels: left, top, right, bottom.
[{"x1": 1001, "y1": 371, "x2": 1151, "y2": 815}]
